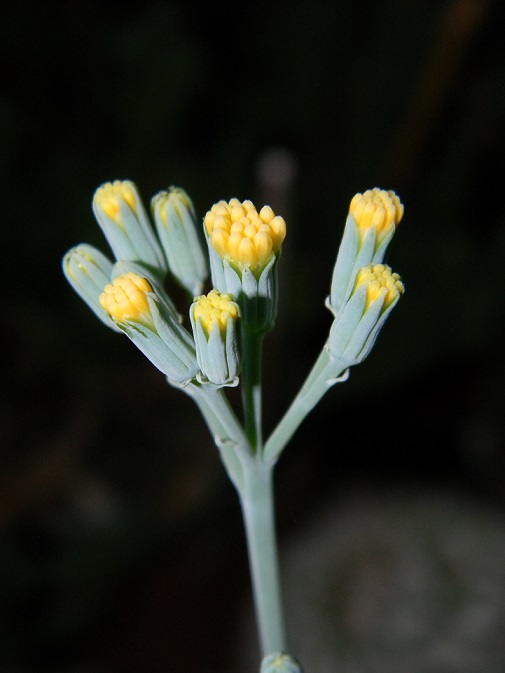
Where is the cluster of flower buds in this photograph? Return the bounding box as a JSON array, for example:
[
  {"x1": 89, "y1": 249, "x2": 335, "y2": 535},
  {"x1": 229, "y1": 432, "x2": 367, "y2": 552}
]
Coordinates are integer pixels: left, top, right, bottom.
[
  {"x1": 63, "y1": 181, "x2": 246, "y2": 387},
  {"x1": 64, "y1": 181, "x2": 205, "y2": 385},
  {"x1": 63, "y1": 179, "x2": 404, "y2": 391},
  {"x1": 326, "y1": 188, "x2": 404, "y2": 372},
  {"x1": 329, "y1": 188, "x2": 403, "y2": 314}
]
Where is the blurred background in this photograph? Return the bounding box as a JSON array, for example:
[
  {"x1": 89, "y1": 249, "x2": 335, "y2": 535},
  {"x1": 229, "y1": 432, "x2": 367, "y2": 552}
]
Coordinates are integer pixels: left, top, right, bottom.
[{"x1": 2, "y1": 0, "x2": 505, "y2": 671}]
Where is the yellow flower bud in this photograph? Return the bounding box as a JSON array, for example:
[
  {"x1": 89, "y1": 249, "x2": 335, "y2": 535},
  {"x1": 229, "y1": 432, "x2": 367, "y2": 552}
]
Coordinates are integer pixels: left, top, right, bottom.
[
  {"x1": 204, "y1": 198, "x2": 286, "y2": 271},
  {"x1": 94, "y1": 180, "x2": 138, "y2": 228},
  {"x1": 349, "y1": 188, "x2": 403, "y2": 244},
  {"x1": 354, "y1": 263, "x2": 405, "y2": 310},
  {"x1": 190, "y1": 290, "x2": 241, "y2": 386},
  {"x1": 328, "y1": 263, "x2": 405, "y2": 369},
  {"x1": 92, "y1": 180, "x2": 167, "y2": 273},
  {"x1": 99, "y1": 272, "x2": 153, "y2": 326},
  {"x1": 192, "y1": 289, "x2": 239, "y2": 338},
  {"x1": 98, "y1": 272, "x2": 198, "y2": 382}
]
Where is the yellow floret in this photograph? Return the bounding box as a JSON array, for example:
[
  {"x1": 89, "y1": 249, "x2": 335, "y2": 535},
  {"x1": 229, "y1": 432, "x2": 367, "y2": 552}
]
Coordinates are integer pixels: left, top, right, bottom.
[
  {"x1": 349, "y1": 188, "x2": 403, "y2": 243},
  {"x1": 157, "y1": 187, "x2": 191, "y2": 227},
  {"x1": 99, "y1": 272, "x2": 153, "y2": 325},
  {"x1": 355, "y1": 263, "x2": 404, "y2": 310},
  {"x1": 192, "y1": 289, "x2": 239, "y2": 337},
  {"x1": 94, "y1": 180, "x2": 138, "y2": 225},
  {"x1": 204, "y1": 198, "x2": 286, "y2": 269}
]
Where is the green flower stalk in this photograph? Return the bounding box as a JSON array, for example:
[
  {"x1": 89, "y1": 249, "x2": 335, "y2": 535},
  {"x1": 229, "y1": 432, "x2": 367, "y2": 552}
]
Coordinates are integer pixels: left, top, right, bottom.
[
  {"x1": 152, "y1": 186, "x2": 209, "y2": 296},
  {"x1": 203, "y1": 199, "x2": 286, "y2": 335},
  {"x1": 93, "y1": 180, "x2": 167, "y2": 275},
  {"x1": 190, "y1": 289, "x2": 242, "y2": 386},
  {"x1": 99, "y1": 272, "x2": 199, "y2": 384}
]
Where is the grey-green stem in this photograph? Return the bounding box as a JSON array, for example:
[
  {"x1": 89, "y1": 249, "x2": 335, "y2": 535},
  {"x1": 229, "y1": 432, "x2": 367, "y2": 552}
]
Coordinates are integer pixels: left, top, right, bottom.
[
  {"x1": 240, "y1": 456, "x2": 287, "y2": 655},
  {"x1": 182, "y1": 377, "x2": 288, "y2": 658}
]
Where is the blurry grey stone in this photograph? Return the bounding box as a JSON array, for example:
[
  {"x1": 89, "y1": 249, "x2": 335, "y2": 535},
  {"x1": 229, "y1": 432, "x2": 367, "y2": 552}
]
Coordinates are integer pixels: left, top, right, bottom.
[
  {"x1": 254, "y1": 147, "x2": 298, "y2": 221},
  {"x1": 255, "y1": 148, "x2": 298, "y2": 191},
  {"x1": 237, "y1": 486, "x2": 505, "y2": 673}
]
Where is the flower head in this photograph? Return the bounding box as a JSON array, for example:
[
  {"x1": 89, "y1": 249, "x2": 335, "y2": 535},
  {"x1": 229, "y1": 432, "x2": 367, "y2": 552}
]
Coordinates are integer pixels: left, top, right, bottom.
[
  {"x1": 204, "y1": 199, "x2": 286, "y2": 274},
  {"x1": 354, "y1": 263, "x2": 404, "y2": 311},
  {"x1": 192, "y1": 289, "x2": 240, "y2": 337},
  {"x1": 203, "y1": 198, "x2": 286, "y2": 334},
  {"x1": 99, "y1": 272, "x2": 153, "y2": 328},
  {"x1": 93, "y1": 180, "x2": 167, "y2": 274},
  {"x1": 94, "y1": 181, "x2": 138, "y2": 227},
  {"x1": 99, "y1": 271, "x2": 198, "y2": 383},
  {"x1": 152, "y1": 186, "x2": 208, "y2": 295},
  {"x1": 190, "y1": 290, "x2": 241, "y2": 386},
  {"x1": 328, "y1": 263, "x2": 405, "y2": 369},
  {"x1": 349, "y1": 188, "x2": 403, "y2": 245}
]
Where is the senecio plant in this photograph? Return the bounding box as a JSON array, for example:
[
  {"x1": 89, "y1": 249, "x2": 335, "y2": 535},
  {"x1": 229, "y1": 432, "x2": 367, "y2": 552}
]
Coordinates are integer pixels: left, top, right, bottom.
[{"x1": 63, "y1": 180, "x2": 405, "y2": 673}]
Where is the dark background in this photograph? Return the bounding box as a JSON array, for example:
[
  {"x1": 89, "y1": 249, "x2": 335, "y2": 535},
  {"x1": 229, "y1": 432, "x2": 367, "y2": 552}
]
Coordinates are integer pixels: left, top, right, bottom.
[{"x1": 1, "y1": 0, "x2": 505, "y2": 671}]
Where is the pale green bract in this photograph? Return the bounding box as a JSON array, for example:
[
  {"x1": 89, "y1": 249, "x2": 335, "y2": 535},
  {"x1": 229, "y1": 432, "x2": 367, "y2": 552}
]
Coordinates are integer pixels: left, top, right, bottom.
[
  {"x1": 329, "y1": 211, "x2": 395, "y2": 315},
  {"x1": 327, "y1": 270, "x2": 403, "y2": 371},
  {"x1": 62, "y1": 243, "x2": 121, "y2": 332},
  {"x1": 108, "y1": 283, "x2": 199, "y2": 385},
  {"x1": 152, "y1": 186, "x2": 209, "y2": 296},
  {"x1": 190, "y1": 292, "x2": 242, "y2": 387}
]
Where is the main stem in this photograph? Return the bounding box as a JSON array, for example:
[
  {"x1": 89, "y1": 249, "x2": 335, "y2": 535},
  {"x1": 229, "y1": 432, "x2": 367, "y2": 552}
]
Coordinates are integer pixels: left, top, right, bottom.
[
  {"x1": 184, "y1": 382, "x2": 287, "y2": 654},
  {"x1": 240, "y1": 458, "x2": 286, "y2": 655}
]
